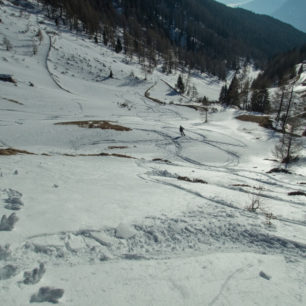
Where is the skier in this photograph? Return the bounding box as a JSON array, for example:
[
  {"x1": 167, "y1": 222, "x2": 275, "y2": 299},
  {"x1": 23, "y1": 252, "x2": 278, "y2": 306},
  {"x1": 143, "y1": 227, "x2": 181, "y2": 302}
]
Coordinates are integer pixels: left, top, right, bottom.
[{"x1": 179, "y1": 125, "x2": 185, "y2": 136}]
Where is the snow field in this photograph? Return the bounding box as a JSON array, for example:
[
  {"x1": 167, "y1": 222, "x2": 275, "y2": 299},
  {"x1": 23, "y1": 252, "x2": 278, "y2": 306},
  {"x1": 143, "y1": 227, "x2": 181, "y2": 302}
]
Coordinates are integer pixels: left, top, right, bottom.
[{"x1": 0, "y1": 1, "x2": 305, "y2": 305}]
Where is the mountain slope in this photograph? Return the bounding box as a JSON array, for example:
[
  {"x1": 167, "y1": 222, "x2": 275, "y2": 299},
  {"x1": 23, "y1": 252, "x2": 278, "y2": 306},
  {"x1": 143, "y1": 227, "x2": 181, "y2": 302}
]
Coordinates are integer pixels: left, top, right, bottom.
[
  {"x1": 238, "y1": 0, "x2": 286, "y2": 15},
  {"x1": 221, "y1": 0, "x2": 306, "y2": 33},
  {"x1": 272, "y1": 0, "x2": 306, "y2": 33},
  {"x1": 253, "y1": 44, "x2": 306, "y2": 88},
  {"x1": 39, "y1": 0, "x2": 306, "y2": 78},
  {"x1": 0, "y1": 1, "x2": 306, "y2": 305}
]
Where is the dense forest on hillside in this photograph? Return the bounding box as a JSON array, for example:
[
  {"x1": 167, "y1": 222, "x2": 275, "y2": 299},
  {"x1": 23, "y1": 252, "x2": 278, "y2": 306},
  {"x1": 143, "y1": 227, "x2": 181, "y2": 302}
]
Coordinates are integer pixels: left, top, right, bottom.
[
  {"x1": 253, "y1": 44, "x2": 306, "y2": 88},
  {"x1": 38, "y1": 0, "x2": 306, "y2": 79}
]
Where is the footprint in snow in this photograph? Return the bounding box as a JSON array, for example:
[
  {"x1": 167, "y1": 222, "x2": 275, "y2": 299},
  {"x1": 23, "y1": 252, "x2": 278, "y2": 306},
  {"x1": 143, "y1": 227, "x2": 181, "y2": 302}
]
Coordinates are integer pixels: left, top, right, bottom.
[{"x1": 30, "y1": 287, "x2": 64, "y2": 304}]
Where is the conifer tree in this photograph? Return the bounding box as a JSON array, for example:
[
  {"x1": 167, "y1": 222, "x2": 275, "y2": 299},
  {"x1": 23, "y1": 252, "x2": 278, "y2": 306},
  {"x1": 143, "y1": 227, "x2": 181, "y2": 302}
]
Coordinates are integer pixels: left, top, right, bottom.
[
  {"x1": 218, "y1": 85, "x2": 228, "y2": 104},
  {"x1": 250, "y1": 88, "x2": 270, "y2": 113},
  {"x1": 115, "y1": 38, "x2": 122, "y2": 53},
  {"x1": 176, "y1": 75, "x2": 185, "y2": 94},
  {"x1": 225, "y1": 75, "x2": 239, "y2": 106}
]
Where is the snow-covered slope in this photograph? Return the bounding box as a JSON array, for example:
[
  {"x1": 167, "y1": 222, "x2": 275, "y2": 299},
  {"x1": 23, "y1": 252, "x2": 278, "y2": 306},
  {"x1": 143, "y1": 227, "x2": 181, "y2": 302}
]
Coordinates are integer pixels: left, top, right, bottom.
[{"x1": 0, "y1": 1, "x2": 305, "y2": 305}]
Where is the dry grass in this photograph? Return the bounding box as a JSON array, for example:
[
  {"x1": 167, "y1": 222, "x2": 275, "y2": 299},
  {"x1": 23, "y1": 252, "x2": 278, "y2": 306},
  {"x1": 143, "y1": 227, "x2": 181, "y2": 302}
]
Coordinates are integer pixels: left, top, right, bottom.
[
  {"x1": 177, "y1": 176, "x2": 207, "y2": 184},
  {"x1": 0, "y1": 148, "x2": 35, "y2": 156},
  {"x1": 236, "y1": 115, "x2": 273, "y2": 129},
  {"x1": 55, "y1": 120, "x2": 131, "y2": 131}
]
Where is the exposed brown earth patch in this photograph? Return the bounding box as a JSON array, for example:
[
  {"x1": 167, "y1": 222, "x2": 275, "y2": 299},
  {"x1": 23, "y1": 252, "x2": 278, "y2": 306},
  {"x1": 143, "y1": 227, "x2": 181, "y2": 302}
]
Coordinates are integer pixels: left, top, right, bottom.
[
  {"x1": 62, "y1": 152, "x2": 136, "y2": 159},
  {"x1": 0, "y1": 74, "x2": 16, "y2": 84},
  {"x1": 55, "y1": 120, "x2": 131, "y2": 131},
  {"x1": 236, "y1": 115, "x2": 273, "y2": 129},
  {"x1": 267, "y1": 168, "x2": 291, "y2": 174},
  {"x1": 232, "y1": 184, "x2": 264, "y2": 190},
  {"x1": 81, "y1": 152, "x2": 136, "y2": 159},
  {"x1": 177, "y1": 176, "x2": 207, "y2": 184},
  {"x1": 108, "y1": 146, "x2": 128, "y2": 150},
  {"x1": 174, "y1": 104, "x2": 208, "y2": 112},
  {"x1": 0, "y1": 148, "x2": 35, "y2": 155},
  {"x1": 152, "y1": 158, "x2": 172, "y2": 163},
  {"x1": 232, "y1": 184, "x2": 251, "y2": 188},
  {"x1": 288, "y1": 191, "x2": 306, "y2": 196}
]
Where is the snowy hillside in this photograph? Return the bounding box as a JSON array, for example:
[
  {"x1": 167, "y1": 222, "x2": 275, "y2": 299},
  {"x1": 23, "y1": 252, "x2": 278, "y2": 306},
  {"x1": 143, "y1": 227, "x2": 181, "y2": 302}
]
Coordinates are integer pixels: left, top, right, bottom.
[{"x1": 0, "y1": 1, "x2": 305, "y2": 305}]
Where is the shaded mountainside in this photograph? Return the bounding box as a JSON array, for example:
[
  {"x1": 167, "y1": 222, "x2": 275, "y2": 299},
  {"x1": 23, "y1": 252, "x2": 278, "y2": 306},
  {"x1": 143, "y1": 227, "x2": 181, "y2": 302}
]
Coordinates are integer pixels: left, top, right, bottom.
[
  {"x1": 252, "y1": 44, "x2": 306, "y2": 88},
  {"x1": 39, "y1": 0, "x2": 306, "y2": 78}
]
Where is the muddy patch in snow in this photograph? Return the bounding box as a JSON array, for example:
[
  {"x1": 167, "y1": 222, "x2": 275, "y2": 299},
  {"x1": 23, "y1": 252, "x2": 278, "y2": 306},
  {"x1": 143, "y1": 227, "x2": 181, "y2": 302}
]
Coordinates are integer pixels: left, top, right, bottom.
[
  {"x1": 62, "y1": 152, "x2": 136, "y2": 159},
  {"x1": 108, "y1": 146, "x2": 128, "y2": 150},
  {"x1": 236, "y1": 115, "x2": 273, "y2": 129},
  {"x1": 0, "y1": 148, "x2": 35, "y2": 156},
  {"x1": 288, "y1": 191, "x2": 306, "y2": 196},
  {"x1": 177, "y1": 176, "x2": 207, "y2": 184},
  {"x1": 55, "y1": 120, "x2": 132, "y2": 131}
]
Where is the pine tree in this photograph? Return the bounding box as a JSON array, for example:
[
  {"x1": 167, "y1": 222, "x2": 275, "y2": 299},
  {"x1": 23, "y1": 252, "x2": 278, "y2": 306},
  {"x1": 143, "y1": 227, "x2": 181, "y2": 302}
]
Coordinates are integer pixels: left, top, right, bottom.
[
  {"x1": 240, "y1": 79, "x2": 250, "y2": 110},
  {"x1": 219, "y1": 85, "x2": 228, "y2": 104},
  {"x1": 115, "y1": 38, "x2": 122, "y2": 53},
  {"x1": 176, "y1": 75, "x2": 185, "y2": 94},
  {"x1": 250, "y1": 88, "x2": 270, "y2": 113},
  {"x1": 225, "y1": 75, "x2": 239, "y2": 106},
  {"x1": 103, "y1": 29, "x2": 108, "y2": 46}
]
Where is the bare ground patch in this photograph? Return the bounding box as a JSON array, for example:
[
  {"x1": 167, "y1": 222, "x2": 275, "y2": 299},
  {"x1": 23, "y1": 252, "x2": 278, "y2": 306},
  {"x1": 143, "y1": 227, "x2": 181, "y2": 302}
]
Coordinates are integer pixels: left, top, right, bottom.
[
  {"x1": 82, "y1": 152, "x2": 136, "y2": 159},
  {"x1": 288, "y1": 191, "x2": 306, "y2": 196},
  {"x1": 152, "y1": 158, "x2": 172, "y2": 164},
  {"x1": 267, "y1": 168, "x2": 291, "y2": 174},
  {"x1": 236, "y1": 115, "x2": 273, "y2": 129},
  {"x1": 174, "y1": 104, "x2": 208, "y2": 112},
  {"x1": 63, "y1": 152, "x2": 136, "y2": 159},
  {"x1": 0, "y1": 148, "x2": 35, "y2": 156},
  {"x1": 55, "y1": 120, "x2": 131, "y2": 131},
  {"x1": 108, "y1": 146, "x2": 128, "y2": 150},
  {"x1": 232, "y1": 184, "x2": 264, "y2": 190},
  {"x1": 177, "y1": 176, "x2": 207, "y2": 184}
]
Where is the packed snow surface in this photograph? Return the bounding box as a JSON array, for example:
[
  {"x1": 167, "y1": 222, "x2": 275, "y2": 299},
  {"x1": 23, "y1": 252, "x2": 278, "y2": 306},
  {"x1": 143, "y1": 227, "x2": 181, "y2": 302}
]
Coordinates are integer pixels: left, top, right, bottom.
[{"x1": 0, "y1": 1, "x2": 305, "y2": 305}]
